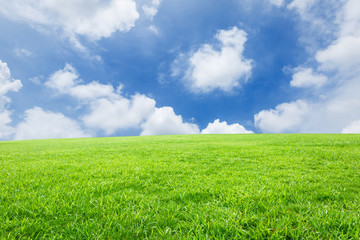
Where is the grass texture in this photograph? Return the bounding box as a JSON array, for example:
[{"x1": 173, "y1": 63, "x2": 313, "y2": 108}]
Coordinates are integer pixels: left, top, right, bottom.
[{"x1": 1, "y1": 134, "x2": 360, "y2": 239}]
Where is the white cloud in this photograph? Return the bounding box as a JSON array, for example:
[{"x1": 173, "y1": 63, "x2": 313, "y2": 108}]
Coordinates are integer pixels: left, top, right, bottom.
[
  {"x1": 342, "y1": 120, "x2": 360, "y2": 133},
  {"x1": 316, "y1": 35, "x2": 360, "y2": 73},
  {"x1": 0, "y1": 0, "x2": 139, "y2": 40},
  {"x1": 142, "y1": 0, "x2": 161, "y2": 20},
  {"x1": 15, "y1": 107, "x2": 90, "y2": 140},
  {"x1": 46, "y1": 64, "x2": 79, "y2": 93},
  {"x1": 46, "y1": 64, "x2": 116, "y2": 100},
  {"x1": 255, "y1": 75, "x2": 360, "y2": 133},
  {"x1": 201, "y1": 119, "x2": 253, "y2": 134},
  {"x1": 254, "y1": 100, "x2": 309, "y2": 133},
  {"x1": 141, "y1": 107, "x2": 200, "y2": 136},
  {"x1": 290, "y1": 68, "x2": 327, "y2": 88},
  {"x1": 14, "y1": 48, "x2": 33, "y2": 57},
  {"x1": 46, "y1": 64, "x2": 156, "y2": 135},
  {"x1": 339, "y1": 0, "x2": 360, "y2": 37},
  {"x1": 70, "y1": 82, "x2": 117, "y2": 101},
  {"x1": 0, "y1": 60, "x2": 22, "y2": 97},
  {"x1": 45, "y1": 64, "x2": 204, "y2": 137},
  {"x1": 83, "y1": 94, "x2": 156, "y2": 135},
  {"x1": 173, "y1": 26, "x2": 253, "y2": 93},
  {"x1": 0, "y1": 0, "x2": 140, "y2": 51}
]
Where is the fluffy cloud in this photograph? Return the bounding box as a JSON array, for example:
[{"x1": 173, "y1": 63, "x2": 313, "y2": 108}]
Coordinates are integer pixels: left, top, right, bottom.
[
  {"x1": 46, "y1": 64, "x2": 201, "y2": 136},
  {"x1": 46, "y1": 64, "x2": 116, "y2": 100},
  {"x1": 83, "y1": 94, "x2": 156, "y2": 135},
  {"x1": 15, "y1": 107, "x2": 90, "y2": 140},
  {"x1": 0, "y1": 0, "x2": 139, "y2": 40},
  {"x1": 173, "y1": 26, "x2": 253, "y2": 93},
  {"x1": 46, "y1": 64, "x2": 156, "y2": 134},
  {"x1": 0, "y1": 0, "x2": 139, "y2": 51},
  {"x1": 254, "y1": 100, "x2": 309, "y2": 133},
  {"x1": 47, "y1": 64, "x2": 259, "y2": 137},
  {"x1": 46, "y1": 64, "x2": 79, "y2": 93},
  {"x1": 201, "y1": 119, "x2": 253, "y2": 134},
  {"x1": 141, "y1": 107, "x2": 200, "y2": 135},
  {"x1": 0, "y1": 60, "x2": 22, "y2": 98},
  {"x1": 342, "y1": 120, "x2": 360, "y2": 134},
  {"x1": 290, "y1": 68, "x2": 327, "y2": 88}
]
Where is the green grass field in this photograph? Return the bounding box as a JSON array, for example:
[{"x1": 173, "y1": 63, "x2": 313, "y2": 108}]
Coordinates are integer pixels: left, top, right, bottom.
[{"x1": 1, "y1": 134, "x2": 360, "y2": 239}]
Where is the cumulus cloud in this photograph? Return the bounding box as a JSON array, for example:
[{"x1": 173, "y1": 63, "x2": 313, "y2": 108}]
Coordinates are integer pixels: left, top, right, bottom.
[
  {"x1": 46, "y1": 64, "x2": 79, "y2": 93},
  {"x1": 201, "y1": 119, "x2": 253, "y2": 134},
  {"x1": 342, "y1": 120, "x2": 360, "y2": 133},
  {"x1": 46, "y1": 64, "x2": 201, "y2": 136},
  {"x1": 254, "y1": 100, "x2": 309, "y2": 133},
  {"x1": 45, "y1": 64, "x2": 156, "y2": 134},
  {"x1": 0, "y1": 60, "x2": 22, "y2": 98},
  {"x1": 46, "y1": 64, "x2": 116, "y2": 100},
  {"x1": 1, "y1": 67, "x2": 87, "y2": 141},
  {"x1": 0, "y1": 0, "x2": 139, "y2": 51},
  {"x1": 83, "y1": 94, "x2": 156, "y2": 135},
  {"x1": 141, "y1": 107, "x2": 200, "y2": 135},
  {"x1": 290, "y1": 68, "x2": 327, "y2": 88},
  {"x1": 173, "y1": 26, "x2": 253, "y2": 93},
  {"x1": 15, "y1": 107, "x2": 90, "y2": 140}
]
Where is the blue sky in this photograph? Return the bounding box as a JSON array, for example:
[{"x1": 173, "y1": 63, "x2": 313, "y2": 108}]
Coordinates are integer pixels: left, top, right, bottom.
[{"x1": 1, "y1": 0, "x2": 360, "y2": 140}]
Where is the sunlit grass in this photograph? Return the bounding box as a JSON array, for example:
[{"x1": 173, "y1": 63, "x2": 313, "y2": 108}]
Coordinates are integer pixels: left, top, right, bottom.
[{"x1": 1, "y1": 134, "x2": 359, "y2": 239}]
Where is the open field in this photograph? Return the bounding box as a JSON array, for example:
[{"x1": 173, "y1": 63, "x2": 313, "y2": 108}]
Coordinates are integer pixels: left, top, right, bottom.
[{"x1": 1, "y1": 134, "x2": 360, "y2": 239}]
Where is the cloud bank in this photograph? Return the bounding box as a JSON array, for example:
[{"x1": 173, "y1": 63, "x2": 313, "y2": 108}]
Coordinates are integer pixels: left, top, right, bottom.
[{"x1": 45, "y1": 64, "x2": 205, "y2": 136}]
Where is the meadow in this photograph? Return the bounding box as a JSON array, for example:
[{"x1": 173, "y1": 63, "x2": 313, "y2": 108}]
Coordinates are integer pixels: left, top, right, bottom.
[{"x1": 0, "y1": 134, "x2": 359, "y2": 239}]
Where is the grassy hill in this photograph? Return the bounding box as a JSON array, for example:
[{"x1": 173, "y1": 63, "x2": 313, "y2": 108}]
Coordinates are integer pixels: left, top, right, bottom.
[{"x1": 1, "y1": 134, "x2": 359, "y2": 239}]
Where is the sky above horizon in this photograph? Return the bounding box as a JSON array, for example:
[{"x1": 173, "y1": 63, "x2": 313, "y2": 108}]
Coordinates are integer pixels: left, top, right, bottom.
[{"x1": 1, "y1": 0, "x2": 360, "y2": 140}]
